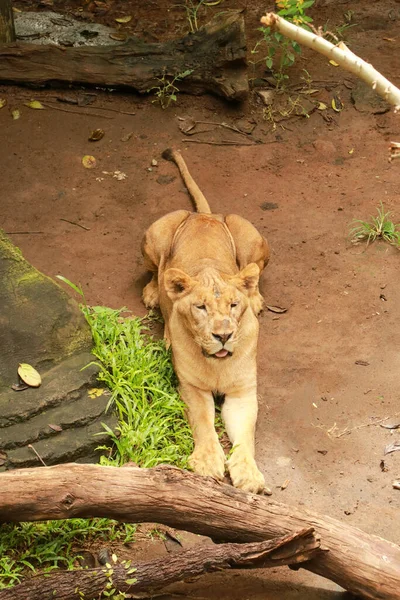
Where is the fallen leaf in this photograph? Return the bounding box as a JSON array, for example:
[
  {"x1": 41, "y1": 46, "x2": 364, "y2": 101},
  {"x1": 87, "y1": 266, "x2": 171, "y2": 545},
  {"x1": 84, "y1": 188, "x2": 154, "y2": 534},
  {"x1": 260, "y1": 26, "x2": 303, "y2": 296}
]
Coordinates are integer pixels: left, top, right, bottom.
[
  {"x1": 25, "y1": 100, "x2": 45, "y2": 110},
  {"x1": 113, "y1": 170, "x2": 127, "y2": 180},
  {"x1": 18, "y1": 363, "x2": 41, "y2": 387},
  {"x1": 355, "y1": 360, "x2": 369, "y2": 366},
  {"x1": 383, "y1": 37, "x2": 396, "y2": 42},
  {"x1": 393, "y1": 480, "x2": 400, "y2": 490},
  {"x1": 88, "y1": 128, "x2": 105, "y2": 142},
  {"x1": 88, "y1": 387, "x2": 105, "y2": 398},
  {"x1": 11, "y1": 382, "x2": 29, "y2": 391},
  {"x1": 82, "y1": 155, "x2": 97, "y2": 169},
  {"x1": 0, "y1": 99, "x2": 6, "y2": 109},
  {"x1": 121, "y1": 132, "x2": 133, "y2": 142},
  {"x1": 266, "y1": 305, "x2": 287, "y2": 314},
  {"x1": 280, "y1": 479, "x2": 290, "y2": 490},
  {"x1": 380, "y1": 459, "x2": 388, "y2": 472},
  {"x1": 317, "y1": 449, "x2": 328, "y2": 455},
  {"x1": 331, "y1": 95, "x2": 344, "y2": 112},
  {"x1": 178, "y1": 116, "x2": 196, "y2": 134},
  {"x1": 12, "y1": 109, "x2": 20, "y2": 120},
  {"x1": 380, "y1": 293, "x2": 387, "y2": 301},
  {"x1": 348, "y1": 148, "x2": 354, "y2": 155},
  {"x1": 109, "y1": 32, "x2": 128, "y2": 41},
  {"x1": 48, "y1": 424, "x2": 63, "y2": 432},
  {"x1": 329, "y1": 60, "x2": 339, "y2": 67},
  {"x1": 300, "y1": 88, "x2": 319, "y2": 95},
  {"x1": 317, "y1": 102, "x2": 327, "y2": 110},
  {"x1": 380, "y1": 421, "x2": 400, "y2": 430},
  {"x1": 384, "y1": 441, "x2": 400, "y2": 455},
  {"x1": 115, "y1": 15, "x2": 132, "y2": 23}
]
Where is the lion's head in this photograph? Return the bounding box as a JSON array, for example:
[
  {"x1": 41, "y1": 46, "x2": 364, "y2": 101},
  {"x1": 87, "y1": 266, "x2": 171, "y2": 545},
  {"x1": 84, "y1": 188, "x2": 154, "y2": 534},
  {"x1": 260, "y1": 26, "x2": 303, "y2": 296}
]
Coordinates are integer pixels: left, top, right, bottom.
[{"x1": 163, "y1": 264, "x2": 260, "y2": 358}]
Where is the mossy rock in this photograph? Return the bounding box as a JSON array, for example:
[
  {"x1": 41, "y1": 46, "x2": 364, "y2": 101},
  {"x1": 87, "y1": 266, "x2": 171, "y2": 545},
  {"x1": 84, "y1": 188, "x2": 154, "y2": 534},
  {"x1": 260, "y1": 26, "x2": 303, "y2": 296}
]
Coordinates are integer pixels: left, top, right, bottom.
[{"x1": 0, "y1": 230, "x2": 92, "y2": 390}]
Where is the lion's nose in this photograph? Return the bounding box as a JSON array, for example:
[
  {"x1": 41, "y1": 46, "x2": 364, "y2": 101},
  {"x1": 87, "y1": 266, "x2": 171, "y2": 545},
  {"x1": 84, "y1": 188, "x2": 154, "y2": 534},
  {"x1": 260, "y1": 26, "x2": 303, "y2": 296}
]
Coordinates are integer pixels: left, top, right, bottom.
[{"x1": 212, "y1": 332, "x2": 232, "y2": 345}]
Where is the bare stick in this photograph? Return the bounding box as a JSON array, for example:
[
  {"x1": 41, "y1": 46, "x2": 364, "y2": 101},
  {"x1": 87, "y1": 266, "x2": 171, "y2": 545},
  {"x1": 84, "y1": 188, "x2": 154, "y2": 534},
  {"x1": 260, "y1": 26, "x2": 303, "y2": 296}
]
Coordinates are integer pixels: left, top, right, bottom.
[
  {"x1": 60, "y1": 219, "x2": 90, "y2": 231},
  {"x1": 182, "y1": 139, "x2": 257, "y2": 146},
  {"x1": 42, "y1": 102, "x2": 114, "y2": 119},
  {"x1": 260, "y1": 13, "x2": 400, "y2": 111}
]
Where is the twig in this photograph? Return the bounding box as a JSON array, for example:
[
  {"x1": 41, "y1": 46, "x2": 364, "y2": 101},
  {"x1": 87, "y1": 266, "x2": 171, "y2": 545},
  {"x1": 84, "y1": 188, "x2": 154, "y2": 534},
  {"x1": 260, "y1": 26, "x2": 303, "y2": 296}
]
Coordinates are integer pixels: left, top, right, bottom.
[
  {"x1": 182, "y1": 139, "x2": 258, "y2": 146},
  {"x1": 195, "y1": 120, "x2": 252, "y2": 138},
  {"x1": 316, "y1": 411, "x2": 400, "y2": 439},
  {"x1": 27, "y1": 444, "x2": 47, "y2": 467},
  {"x1": 60, "y1": 218, "x2": 90, "y2": 231},
  {"x1": 41, "y1": 102, "x2": 114, "y2": 119},
  {"x1": 4, "y1": 231, "x2": 44, "y2": 235}
]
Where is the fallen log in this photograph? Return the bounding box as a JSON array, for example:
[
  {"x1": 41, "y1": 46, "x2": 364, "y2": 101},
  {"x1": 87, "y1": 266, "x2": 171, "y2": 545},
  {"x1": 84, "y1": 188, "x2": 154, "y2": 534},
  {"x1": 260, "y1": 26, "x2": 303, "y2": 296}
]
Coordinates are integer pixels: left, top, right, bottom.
[
  {"x1": 0, "y1": 10, "x2": 248, "y2": 100},
  {"x1": 1, "y1": 464, "x2": 400, "y2": 600},
  {"x1": 0, "y1": 528, "x2": 319, "y2": 600}
]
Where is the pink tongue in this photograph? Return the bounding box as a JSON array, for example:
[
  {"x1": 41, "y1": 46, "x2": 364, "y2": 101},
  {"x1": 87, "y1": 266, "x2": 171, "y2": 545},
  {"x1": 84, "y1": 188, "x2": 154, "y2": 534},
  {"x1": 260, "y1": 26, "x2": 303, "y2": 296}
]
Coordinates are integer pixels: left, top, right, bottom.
[{"x1": 215, "y1": 349, "x2": 229, "y2": 358}]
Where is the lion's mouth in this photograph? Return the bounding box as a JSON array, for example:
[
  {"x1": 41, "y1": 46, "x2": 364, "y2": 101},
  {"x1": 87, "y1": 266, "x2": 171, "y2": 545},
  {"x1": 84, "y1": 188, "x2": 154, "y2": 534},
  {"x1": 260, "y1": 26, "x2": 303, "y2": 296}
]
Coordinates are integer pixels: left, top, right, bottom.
[
  {"x1": 214, "y1": 349, "x2": 230, "y2": 358},
  {"x1": 202, "y1": 348, "x2": 232, "y2": 359}
]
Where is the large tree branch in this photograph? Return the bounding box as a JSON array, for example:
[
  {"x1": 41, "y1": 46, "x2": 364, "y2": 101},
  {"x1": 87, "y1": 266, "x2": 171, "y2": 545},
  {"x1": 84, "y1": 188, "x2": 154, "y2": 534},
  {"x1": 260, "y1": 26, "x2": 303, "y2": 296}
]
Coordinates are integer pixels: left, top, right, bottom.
[
  {"x1": 1, "y1": 464, "x2": 400, "y2": 599},
  {"x1": 0, "y1": 528, "x2": 319, "y2": 600}
]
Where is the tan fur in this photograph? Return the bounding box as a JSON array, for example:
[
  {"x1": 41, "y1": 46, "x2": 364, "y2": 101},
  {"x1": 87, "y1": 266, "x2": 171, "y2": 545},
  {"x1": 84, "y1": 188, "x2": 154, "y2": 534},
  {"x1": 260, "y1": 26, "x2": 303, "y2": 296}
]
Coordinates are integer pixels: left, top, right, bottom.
[{"x1": 142, "y1": 149, "x2": 270, "y2": 494}]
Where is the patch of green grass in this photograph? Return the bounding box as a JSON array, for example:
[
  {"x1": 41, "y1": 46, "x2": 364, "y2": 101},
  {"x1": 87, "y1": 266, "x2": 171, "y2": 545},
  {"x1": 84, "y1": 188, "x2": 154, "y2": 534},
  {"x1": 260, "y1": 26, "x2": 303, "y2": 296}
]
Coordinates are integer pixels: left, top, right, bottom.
[
  {"x1": 147, "y1": 68, "x2": 193, "y2": 109},
  {"x1": 0, "y1": 519, "x2": 137, "y2": 589},
  {"x1": 350, "y1": 204, "x2": 400, "y2": 248},
  {"x1": 83, "y1": 304, "x2": 193, "y2": 468}
]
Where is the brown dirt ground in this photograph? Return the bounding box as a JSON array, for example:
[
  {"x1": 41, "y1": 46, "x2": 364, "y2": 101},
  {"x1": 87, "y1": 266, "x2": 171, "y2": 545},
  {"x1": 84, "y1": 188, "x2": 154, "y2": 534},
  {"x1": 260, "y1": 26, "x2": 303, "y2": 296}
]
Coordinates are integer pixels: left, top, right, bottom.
[{"x1": 2, "y1": 0, "x2": 400, "y2": 597}]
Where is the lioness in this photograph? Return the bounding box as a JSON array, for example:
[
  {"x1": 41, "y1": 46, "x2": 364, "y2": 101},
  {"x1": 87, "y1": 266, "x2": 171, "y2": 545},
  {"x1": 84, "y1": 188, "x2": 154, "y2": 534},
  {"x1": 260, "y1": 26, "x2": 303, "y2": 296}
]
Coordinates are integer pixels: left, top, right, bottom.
[{"x1": 142, "y1": 148, "x2": 269, "y2": 494}]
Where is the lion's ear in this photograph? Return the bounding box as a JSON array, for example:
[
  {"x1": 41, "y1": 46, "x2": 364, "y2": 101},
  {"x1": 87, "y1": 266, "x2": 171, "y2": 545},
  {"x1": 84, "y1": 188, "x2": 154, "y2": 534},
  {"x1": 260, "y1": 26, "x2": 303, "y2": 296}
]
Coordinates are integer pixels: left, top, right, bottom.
[
  {"x1": 164, "y1": 268, "x2": 197, "y2": 301},
  {"x1": 233, "y1": 263, "x2": 260, "y2": 294}
]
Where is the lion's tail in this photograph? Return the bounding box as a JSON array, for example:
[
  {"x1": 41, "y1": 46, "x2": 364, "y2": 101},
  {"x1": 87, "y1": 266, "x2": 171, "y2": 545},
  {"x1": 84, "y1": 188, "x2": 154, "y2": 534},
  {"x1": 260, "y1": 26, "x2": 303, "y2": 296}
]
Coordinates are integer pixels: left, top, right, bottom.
[{"x1": 162, "y1": 148, "x2": 212, "y2": 214}]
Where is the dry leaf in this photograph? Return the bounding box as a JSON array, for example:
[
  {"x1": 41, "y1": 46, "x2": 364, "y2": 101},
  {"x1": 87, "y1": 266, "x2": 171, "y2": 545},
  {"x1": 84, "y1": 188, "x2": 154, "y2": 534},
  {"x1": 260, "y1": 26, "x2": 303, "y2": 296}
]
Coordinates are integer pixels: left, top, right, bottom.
[
  {"x1": 329, "y1": 60, "x2": 339, "y2": 67},
  {"x1": 121, "y1": 132, "x2": 133, "y2": 142},
  {"x1": 11, "y1": 382, "x2": 29, "y2": 391},
  {"x1": 380, "y1": 421, "x2": 400, "y2": 430},
  {"x1": 18, "y1": 363, "x2": 41, "y2": 387},
  {"x1": 266, "y1": 305, "x2": 287, "y2": 314},
  {"x1": 115, "y1": 15, "x2": 132, "y2": 23},
  {"x1": 348, "y1": 148, "x2": 354, "y2": 155},
  {"x1": 355, "y1": 360, "x2": 369, "y2": 366},
  {"x1": 25, "y1": 100, "x2": 45, "y2": 110},
  {"x1": 0, "y1": 99, "x2": 6, "y2": 109},
  {"x1": 82, "y1": 155, "x2": 97, "y2": 169},
  {"x1": 0, "y1": 451, "x2": 7, "y2": 466},
  {"x1": 393, "y1": 480, "x2": 400, "y2": 490},
  {"x1": 48, "y1": 423, "x2": 63, "y2": 432},
  {"x1": 317, "y1": 102, "x2": 327, "y2": 110},
  {"x1": 384, "y1": 441, "x2": 400, "y2": 455},
  {"x1": 88, "y1": 128, "x2": 105, "y2": 142},
  {"x1": 109, "y1": 32, "x2": 128, "y2": 41},
  {"x1": 280, "y1": 479, "x2": 290, "y2": 490},
  {"x1": 331, "y1": 95, "x2": 343, "y2": 112},
  {"x1": 12, "y1": 109, "x2": 20, "y2": 120},
  {"x1": 178, "y1": 116, "x2": 196, "y2": 134},
  {"x1": 88, "y1": 387, "x2": 105, "y2": 398}
]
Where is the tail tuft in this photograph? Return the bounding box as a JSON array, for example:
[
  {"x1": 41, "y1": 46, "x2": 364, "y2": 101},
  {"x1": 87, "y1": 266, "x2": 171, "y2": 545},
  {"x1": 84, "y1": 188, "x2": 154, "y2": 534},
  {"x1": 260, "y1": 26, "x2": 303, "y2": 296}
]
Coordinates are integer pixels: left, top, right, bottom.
[{"x1": 162, "y1": 148, "x2": 175, "y2": 162}]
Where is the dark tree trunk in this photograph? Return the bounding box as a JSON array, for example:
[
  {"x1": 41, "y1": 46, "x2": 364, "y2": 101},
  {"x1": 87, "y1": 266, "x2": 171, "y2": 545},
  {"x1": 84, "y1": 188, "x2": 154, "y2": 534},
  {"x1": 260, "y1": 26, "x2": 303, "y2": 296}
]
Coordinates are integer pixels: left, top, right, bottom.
[
  {"x1": 0, "y1": 10, "x2": 248, "y2": 100},
  {"x1": 0, "y1": 0, "x2": 15, "y2": 43},
  {"x1": 1, "y1": 464, "x2": 400, "y2": 599}
]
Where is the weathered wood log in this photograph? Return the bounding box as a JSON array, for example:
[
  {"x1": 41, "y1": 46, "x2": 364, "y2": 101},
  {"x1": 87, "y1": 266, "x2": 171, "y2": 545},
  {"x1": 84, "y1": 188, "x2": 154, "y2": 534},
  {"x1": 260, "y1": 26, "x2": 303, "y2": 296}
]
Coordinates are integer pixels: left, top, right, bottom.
[
  {"x1": 0, "y1": 0, "x2": 15, "y2": 43},
  {"x1": 0, "y1": 10, "x2": 248, "y2": 100},
  {"x1": 0, "y1": 528, "x2": 320, "y2": 600},
  {"x1": 1, "y1": 464, "x2": 400, "y2": 600}
]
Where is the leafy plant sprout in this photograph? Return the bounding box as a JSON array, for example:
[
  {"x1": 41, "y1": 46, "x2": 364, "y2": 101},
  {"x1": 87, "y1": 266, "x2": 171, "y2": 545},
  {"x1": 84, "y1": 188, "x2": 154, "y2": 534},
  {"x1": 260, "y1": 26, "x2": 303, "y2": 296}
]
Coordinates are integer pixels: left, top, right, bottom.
[
  {"x1": 350, "y1": 203, "x2": 400, "y2": 248},
  {"x1": 180, "y1": 0, "x2": 224, "y2": 34},
  {"x1": 252, "y1": 0, "x2": 315, "y2": 88},
  {"x1": 147, "y1": 69, "x2": 193, "y2": 109}
]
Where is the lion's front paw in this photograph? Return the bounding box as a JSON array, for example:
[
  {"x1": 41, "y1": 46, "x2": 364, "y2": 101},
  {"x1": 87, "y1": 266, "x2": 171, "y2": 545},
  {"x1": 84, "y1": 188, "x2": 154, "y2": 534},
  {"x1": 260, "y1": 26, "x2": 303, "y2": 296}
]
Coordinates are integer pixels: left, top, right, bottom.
[
  {"x1": 250, "y1": 292, "x2": 264, "y2": 316},
  {"x1": 227, "y1": 452, "x2": 265, "y2": 494},
  {"x1": 143, "y1": 278, "x2": 159, "y2": 309},
  {"x1": 189, "y1": 443, "x2": 226, "y2": 481}
]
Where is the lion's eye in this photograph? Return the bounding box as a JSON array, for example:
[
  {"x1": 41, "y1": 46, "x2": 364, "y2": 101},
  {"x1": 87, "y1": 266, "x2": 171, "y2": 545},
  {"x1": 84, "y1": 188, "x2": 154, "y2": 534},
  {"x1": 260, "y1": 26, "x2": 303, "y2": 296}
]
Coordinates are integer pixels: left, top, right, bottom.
[
  {"x1": 196, "y1": 304, "x2": 207, "y2": 311},
  {"x1": 231, "y1": 302, "x2": 238, "y2": 308}
]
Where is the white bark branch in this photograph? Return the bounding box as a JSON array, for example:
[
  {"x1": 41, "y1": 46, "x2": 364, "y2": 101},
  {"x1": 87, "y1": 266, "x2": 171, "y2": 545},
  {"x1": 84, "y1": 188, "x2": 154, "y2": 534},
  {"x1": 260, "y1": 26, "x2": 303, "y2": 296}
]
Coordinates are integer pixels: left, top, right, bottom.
[{"x1": 260, "y1": 13, "x2": 400, "y2": 111}]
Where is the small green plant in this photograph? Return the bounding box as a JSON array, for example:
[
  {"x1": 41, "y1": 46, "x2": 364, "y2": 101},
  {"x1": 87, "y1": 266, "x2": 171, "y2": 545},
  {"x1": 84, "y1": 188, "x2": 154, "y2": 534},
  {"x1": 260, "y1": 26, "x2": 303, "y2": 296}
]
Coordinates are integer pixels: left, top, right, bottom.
[
  {"x1": 252, "y1": 0, "x2": 315, "y2": 87},
  {"x1": 180, "y1": 0, "x2": 224, "y2": 33},
  {"x1": 350, "y1": 204, "x2": 400, "y2": 248},
  {"x1": 147, "y1": 69, "x2": 193, "y2": 109}
]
